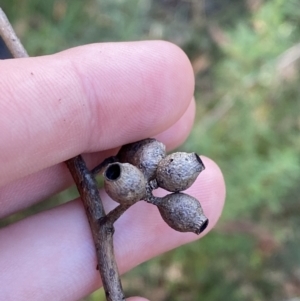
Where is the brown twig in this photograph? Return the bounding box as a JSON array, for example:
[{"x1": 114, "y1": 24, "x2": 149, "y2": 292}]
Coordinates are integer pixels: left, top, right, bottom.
[
  {"x1": 0, "y1": 8, "x2": 28, "y2": 58},
  {"x1": 0, "y1": 8, "x2": 126, "y2": 301},
  {"x1": 66, "y1": 157, "x2": 126, "y2": 301}
]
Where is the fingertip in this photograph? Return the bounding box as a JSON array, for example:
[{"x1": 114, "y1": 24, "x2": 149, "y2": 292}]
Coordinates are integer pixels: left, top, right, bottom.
[
  {"x1": 155, "y1": 40, "x2": 195, "y2": 95},
  {"x1": 72, "y1": 40, "x2": 195, "y2": 141},
  {"x1": 78, "y1": 40, "x2": 195, "y2": 150}
]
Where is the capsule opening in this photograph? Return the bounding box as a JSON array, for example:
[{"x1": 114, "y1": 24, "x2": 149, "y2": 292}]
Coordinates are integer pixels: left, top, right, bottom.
[
  {"x1": 199, "y1": 219, "x2": 209, "y2": 234},
  {"x1": 195, "y1": 153, "x2": 205, "y2": 170},
  {"x1": 105, "y1": 163, "x2": 121, "y2": 180}
]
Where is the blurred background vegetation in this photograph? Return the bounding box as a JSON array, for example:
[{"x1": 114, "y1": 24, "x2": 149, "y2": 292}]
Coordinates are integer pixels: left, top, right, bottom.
[{"x1": 1, "y1": 0, "x2": 300, "y2": 300}]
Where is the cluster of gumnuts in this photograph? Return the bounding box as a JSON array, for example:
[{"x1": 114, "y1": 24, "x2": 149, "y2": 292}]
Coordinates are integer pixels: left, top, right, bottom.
[{"x1": 102, "y1": 138, "x2": 209, "y2": 235}]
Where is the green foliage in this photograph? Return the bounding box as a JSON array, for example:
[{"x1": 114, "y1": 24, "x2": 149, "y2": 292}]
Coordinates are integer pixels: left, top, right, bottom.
[
  {"x1": 2, "y1": 0, "x2": 300, "y2": 300},
  {"x1": 186, "y1": 0, "x2": 300, "y2": 221}
]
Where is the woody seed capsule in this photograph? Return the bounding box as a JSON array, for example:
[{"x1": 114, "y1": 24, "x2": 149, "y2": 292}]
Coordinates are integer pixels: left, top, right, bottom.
[
  {"x1": 118, "y1": 138, "x2": 166, "y2": 180},
  {"x1": 156, "y1": 192, "x2": 209, "y2": 234},
  {"x1": 104, "y1": 163, "x2": 146, "y2": 204},
  {"x1": 156, "y1": 152, "x2": 205, "y2": 192}
]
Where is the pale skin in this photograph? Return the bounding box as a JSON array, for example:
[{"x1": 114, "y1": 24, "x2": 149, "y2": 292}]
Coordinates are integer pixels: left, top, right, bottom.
[{"x1": 0, "y1": 41, "x2": 226, "y2": 301}]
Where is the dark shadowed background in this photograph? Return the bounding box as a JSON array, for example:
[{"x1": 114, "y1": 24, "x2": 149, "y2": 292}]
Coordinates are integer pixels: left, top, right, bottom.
[{"x1": 1, "y1": 0, "x2": 300, "y2": 300}]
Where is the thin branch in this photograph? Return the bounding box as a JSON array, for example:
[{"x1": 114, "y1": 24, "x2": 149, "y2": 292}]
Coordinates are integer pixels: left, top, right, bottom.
[
  {"x1": 0, "y1": 8, "x2": 28, "y2": 58},
  {"x1": 105, "y1": 204, "x2": 132, "y2": 225},
  {"x1": 66, "y1": 157, "x2": 125, "y2": 301}
]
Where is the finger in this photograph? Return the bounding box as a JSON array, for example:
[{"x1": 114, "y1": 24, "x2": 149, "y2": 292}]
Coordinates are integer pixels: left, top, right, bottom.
[
  {"x1": 0, "y1": 41, "x2": 194, "y2": 186},
  {"x1": 0, "y1": 99, "x2": 195, "y2": 218},
  {"x1": 0, "y1": 157, "x2": 225, "y2": 301}
]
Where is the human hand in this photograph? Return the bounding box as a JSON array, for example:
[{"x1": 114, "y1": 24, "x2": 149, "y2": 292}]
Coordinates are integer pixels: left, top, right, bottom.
[{"x1": 0, "y1": 41, "x2": 225, "y2": 301}]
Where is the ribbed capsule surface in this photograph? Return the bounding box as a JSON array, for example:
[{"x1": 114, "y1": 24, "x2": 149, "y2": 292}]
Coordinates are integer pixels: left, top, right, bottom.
[
  {"x1": 104, "y1": 163, "x2": 146, "y2": 204},
  {"x1": 117, "y1": 138, "x2": 166, "y2": 180},
  {"x1": 156, "y1": 193, "x2": 209, "y2": 234},
  {"x1": 156, "y1": 152, "x2": 205, "y2": 192}
]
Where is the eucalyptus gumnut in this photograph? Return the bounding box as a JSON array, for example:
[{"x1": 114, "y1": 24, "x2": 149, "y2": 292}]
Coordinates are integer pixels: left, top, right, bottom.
[
  {"x1": 156, "y1": 152, "x2": 205, "y2": 192},
  {"x1": 117, "y1": 138, "x2": 166, "y2": 180},
  {"x1": 104, "y1": 162, "x2": 146, "y2": 204},
  {"x1": 156, "y1": 193, "x2": 209, "y2": 234}
]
